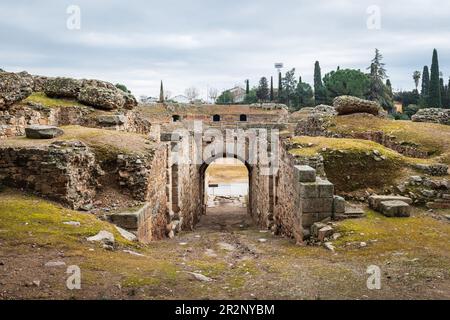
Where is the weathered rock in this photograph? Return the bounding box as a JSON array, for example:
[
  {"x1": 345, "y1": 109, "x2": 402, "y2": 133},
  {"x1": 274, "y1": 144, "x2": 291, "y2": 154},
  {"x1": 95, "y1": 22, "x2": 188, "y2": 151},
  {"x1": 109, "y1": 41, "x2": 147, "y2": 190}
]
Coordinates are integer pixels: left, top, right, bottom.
[
  {"x1": 411, "y1": 108, "x2": 450, "y2": 125},
  {"x1": 63, "y1": 221, "x2": 80, "y2": 227},
  {"x1": 294, "y1": 105, "x2": 336, "y2": 136},
  {"x1": 44, "y1": 261, "x2": 66, "y2": 267},
  {"x1": 379, "y1": 200, "x2": 411, "y2": 217},
  {"x1": 25, "y1": 125, "x2": 64, "y2": 139},
  {"x1": 0, "y1": 71, "x2": 34, "y2": 108},
  {"x1": 333, "y1": 96, "x2": 382, "y2": 116},
  {"x1": 317, "y1": 225, "x2": 334, "y2": 242},
  {"x1": 86, "y1": 230, "x2": 115, "y2": 245},
  {"x1": 413, "y1": 163, "x2": 448, "y2": 176},
  {"x1": 184, "y1": 271, "x2": 213, "y2": 282},
  {"x1": 44, "y1": 77, "x2": 82, "y2": 99},
  {"x1": 114, "y1": 225, "x2": 137, "y2": 242},
  {"x1": 78, "y1": 85, "x2": 125, "y2": 110},
  {"x1": 97, "y1": 114, "x2": 127, "y2": 126}
]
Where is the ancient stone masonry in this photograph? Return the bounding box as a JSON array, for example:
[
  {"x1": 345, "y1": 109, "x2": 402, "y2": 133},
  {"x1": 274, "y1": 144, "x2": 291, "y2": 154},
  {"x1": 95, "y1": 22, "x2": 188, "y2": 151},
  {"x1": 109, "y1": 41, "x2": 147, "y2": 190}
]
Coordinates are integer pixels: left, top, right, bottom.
[
  {"x1": 112, "y1": 144, "x2": 170, "y2": 242},
  {"x1": 395, "y1": 175, "x2": 450, "y2": 208},
  {"x1": 0, "y1": 104, "x2": 152, "y2": 139},
  {"x1": 412, "y1": 108, "x2": 450, "y2": 125},
  {"x1": 0, "y1": 141, "x2": 101, "y2": 209}
]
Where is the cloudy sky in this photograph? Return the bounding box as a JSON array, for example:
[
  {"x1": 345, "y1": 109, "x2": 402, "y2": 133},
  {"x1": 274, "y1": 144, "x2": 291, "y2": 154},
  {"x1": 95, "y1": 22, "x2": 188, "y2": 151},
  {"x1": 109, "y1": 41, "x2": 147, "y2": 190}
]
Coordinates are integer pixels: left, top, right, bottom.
[{"x1": 1, "y1": 0, "x2": 449, "y2": 99}]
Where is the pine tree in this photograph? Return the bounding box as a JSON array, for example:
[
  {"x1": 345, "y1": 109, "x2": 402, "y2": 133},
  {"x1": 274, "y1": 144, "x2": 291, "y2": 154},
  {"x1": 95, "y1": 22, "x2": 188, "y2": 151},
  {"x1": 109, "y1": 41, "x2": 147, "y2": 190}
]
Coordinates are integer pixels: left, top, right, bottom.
[
  {"x1": 314, "y1": 61, "x2": 326, "y2": 104},
  {"x1": 256, "y1": 77, "x2": 269, "y2": 102},
  {"x1": 270, "y1": 76, "x2": 274, "y2": 101},
  {"x1": 421, "y1": 66, "x2": 430, "y2": 98},
  {"x1": 429, "y1": 49, "x2": 442, "y2": 108},
  {"x1": 367, "y1": 49, "x2": 392, "y2": 111},
  {"x1": 159, "y1": 81, "x2": 164, "y2": 103}
]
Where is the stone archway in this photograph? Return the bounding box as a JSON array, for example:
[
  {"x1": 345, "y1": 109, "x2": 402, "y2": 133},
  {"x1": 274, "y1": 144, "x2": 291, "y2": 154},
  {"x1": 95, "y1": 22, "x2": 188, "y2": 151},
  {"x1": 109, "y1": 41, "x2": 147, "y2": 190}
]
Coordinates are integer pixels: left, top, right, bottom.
[{"x1": 198, "y1": 154, "x2": 253, "y2": 217}]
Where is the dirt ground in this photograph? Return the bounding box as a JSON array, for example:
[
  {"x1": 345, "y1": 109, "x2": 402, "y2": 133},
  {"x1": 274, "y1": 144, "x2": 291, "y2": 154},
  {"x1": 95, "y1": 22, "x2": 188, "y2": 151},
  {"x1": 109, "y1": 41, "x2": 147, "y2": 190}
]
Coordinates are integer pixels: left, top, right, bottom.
[{"x1": 1, "y1": 189, "x2": 449, "y2": 300}]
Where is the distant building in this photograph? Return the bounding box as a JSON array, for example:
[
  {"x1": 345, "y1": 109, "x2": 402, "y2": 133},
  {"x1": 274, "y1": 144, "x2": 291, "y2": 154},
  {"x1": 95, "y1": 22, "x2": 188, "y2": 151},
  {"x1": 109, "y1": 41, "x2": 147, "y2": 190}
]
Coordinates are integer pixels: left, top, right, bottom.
[
  {"x1": 140, "y1": 96, "x2": 158, "y2": 104},
  {"x1": 172, "y1": 95, "x2": 190, "y2": 104},
  {"x1": 228, "y1": 86, "x2": 246, "y2": 103}
]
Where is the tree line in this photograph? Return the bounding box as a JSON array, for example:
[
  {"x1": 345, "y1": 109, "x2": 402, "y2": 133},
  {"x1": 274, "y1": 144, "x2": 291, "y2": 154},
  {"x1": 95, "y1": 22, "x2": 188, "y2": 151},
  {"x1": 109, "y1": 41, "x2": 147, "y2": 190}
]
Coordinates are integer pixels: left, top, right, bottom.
[{"x1": 217, "y1": 48, "x2": 449, "y2": 116}]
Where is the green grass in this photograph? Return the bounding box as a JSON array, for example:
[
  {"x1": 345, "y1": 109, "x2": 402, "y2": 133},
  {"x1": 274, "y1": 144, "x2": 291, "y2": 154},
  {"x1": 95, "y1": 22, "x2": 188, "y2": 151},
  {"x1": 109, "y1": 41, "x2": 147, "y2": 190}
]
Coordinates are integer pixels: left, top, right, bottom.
[{"x1": 24, "y1": 92, "x2": 88, "y2": 108}]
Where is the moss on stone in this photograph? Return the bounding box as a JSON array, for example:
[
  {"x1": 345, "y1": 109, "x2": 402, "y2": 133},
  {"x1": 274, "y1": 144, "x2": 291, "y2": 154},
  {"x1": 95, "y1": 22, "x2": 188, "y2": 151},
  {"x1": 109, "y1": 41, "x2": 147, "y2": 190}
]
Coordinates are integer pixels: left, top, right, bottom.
[{"x1": 24, "y1": 92, "x2": 88, "y2": 108}]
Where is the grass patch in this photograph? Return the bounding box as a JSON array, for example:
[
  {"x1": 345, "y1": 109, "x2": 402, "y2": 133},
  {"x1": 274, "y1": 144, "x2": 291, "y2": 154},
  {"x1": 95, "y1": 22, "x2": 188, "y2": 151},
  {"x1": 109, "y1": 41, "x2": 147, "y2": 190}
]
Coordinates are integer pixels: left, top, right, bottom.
[
  {"x1": 330, "y1": 115, "x2": 450, "y2": 158},
  {"x1": 1, "y1": 125, "x2": 152, "y2": 162},
  {"x1": 0, "y1": 190, "x2": 133, "y2": 248},
  {"x1": 24, "y1": 92, "x2": 88, "y2": 108}
]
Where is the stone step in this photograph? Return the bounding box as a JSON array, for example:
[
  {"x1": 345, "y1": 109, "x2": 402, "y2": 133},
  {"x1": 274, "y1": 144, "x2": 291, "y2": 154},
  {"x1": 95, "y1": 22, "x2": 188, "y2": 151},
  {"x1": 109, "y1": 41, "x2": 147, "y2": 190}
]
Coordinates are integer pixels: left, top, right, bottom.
[
  {"x1": 368, "y1": 195, "x2": 412, "y2": 211},
  {"x1": 335, "y1": 206, "x2": 366, "y2": 220},
  {"x1": 380, "y1": 200, "x2": 411, "y2": 217}
]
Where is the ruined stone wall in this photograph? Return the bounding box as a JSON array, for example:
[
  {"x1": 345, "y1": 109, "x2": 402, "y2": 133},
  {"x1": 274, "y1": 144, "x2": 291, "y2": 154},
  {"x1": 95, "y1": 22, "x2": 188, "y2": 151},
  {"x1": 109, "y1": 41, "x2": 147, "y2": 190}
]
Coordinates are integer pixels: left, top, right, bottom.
[
  {"x1": 0, "y1": 141, "x2": 99, "y2": 209},
  {"x1": 115, "y1": 144, "x2": 170, "y2": 242},
  {"x1": 272, "y1": 147, "x2": 303, "y2": 243},
  {"x1": 0, "y1": 104, "x2": 152, "y2": 139}
]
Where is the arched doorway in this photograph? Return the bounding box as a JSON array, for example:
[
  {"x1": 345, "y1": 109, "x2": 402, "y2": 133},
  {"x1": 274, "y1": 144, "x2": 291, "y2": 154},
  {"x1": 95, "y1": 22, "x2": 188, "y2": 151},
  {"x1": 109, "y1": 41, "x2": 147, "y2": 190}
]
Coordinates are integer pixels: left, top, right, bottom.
[{"x1": 197, "y1": 156, "x2": 252, "y2": 231}]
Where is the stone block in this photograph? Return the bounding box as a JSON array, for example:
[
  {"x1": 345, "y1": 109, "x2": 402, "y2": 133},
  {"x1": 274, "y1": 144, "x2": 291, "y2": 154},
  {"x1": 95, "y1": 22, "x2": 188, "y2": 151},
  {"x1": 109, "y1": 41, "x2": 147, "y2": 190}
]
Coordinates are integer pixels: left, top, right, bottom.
[
  {"x1": 302, "y1": 212, "x2": 332, "y2": 228},
  {"x1": 333, "y1": 195, "x2": 346, "y2": 215},
  {"x1": 310, "y1": 222, "x2": 327, "y2": 238},
  {"x1": 294, "y1": 165, "x2": 316, "y2": 182},
  {"x1": 368, "y1": 195, "x2": 412, "y2": 211},
  {"x1": 301, "y1": 197, "x2": 333, "y2": 213},
  {"x1": 109, "y1": 212, "x2": 139, "y2": 230},
  {"x1": 316, "y1": 178, "x2": 334, "y2": 198},
  {"x1": 25, "y1": 125, "x2": 64, "y2": 139},
  {"x1": 380, "y1": 200, "x2": 411, "y2": 217},
  {"x1": 298, "y1": 182, "x2": 318, "y2": 198}
]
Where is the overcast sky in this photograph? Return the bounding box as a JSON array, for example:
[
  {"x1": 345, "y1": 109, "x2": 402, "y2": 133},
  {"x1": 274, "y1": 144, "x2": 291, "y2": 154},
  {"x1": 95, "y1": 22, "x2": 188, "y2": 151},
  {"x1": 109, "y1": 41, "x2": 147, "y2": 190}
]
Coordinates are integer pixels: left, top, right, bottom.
[{"x1": 1, "y1": 0, "x2": 449, "y2": 99}]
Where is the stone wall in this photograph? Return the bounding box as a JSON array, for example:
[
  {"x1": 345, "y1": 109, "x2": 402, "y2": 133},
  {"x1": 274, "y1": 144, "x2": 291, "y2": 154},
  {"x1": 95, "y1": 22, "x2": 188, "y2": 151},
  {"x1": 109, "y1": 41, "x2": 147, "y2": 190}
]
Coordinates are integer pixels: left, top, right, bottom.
[
  {"x1": 412, "y1": 108, "x2": 450, "y2": 125},
  {"x1": 0, "y1": 104, "x2": 152, "y2": 139},
  {"x1": 0, "y1": 141, "x2": 100, "y2": 209}
]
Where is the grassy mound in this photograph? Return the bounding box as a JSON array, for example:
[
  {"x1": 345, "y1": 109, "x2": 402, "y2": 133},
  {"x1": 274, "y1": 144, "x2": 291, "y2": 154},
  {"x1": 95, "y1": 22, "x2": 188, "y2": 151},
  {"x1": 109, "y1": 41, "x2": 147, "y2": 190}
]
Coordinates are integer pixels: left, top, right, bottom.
[
  {"x1": 329, "y1": 115, "x2": 450, "y2": 162},
  {"x1": 24, "y1": 92, "x2": 88, "y2": 108},
  {"x1": 289, "y1": 136, "x2": 417, "y2": 193}
]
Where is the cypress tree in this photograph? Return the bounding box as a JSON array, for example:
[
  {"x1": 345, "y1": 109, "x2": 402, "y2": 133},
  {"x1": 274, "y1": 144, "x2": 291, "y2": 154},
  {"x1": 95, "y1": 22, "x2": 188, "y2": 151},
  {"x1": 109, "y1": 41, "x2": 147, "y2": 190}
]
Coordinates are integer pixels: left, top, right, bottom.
[
  {"x1": 270, "y1": 76, "x2": 274, "y2": 101},
  {"x1": 245, "y1": 79, "x2": 250, "y2": 95},
  {"x1": 278, "y1": 72, "x2": 282, "y2": 102},
  {"x1": 421, "y1": 66, "x2": 430, "y2": 99},
  {"x1": 429, "y1": 49, "x2": 442, "y2": 107},
  {"x1": 386, "y1": 79, "x2": 392, "y2": 94},
  {"x1": 314, "y1": 61, "x2": 326, "y2": 104},
  {"x1": 159, "y1": 80, "x2": 164, "y2": 103}
]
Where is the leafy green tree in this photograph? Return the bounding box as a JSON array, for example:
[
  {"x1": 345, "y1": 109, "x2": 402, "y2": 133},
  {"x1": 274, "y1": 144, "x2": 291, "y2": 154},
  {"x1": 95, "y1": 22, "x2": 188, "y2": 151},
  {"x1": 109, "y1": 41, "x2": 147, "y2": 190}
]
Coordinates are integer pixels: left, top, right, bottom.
[
  {"x1": 244, "y1": 88, "x2": 257, "y2": 104},
  {"x1": 115, "y1": 83, "x2": 130, "y2": 93},
  {"x1": 280, "y1": 69, "x2": 298, "y2": 107},
  {"x1": 394, "y1": 91, "x2": 420, "y2": 109},
  {"x1": 314, "y1": 61, "x2": 327, "y2": 104},
  {"x1": 429, "y1": 49, "x2": 442, "y2": 108},
  {"x1": 323, "y1": 68, "x2": 370, "y2": 101},
  {"x1": 256, "y1": 77, "x2": 269, "y2": 102},
  {"x1": 216, "y1": 90, "x2": 234, "y2": 104},
  {"x1": 412, "y1": 71, "x2": 421, "y2": 92},
  {"x1": 404, "y1": 104, "x2": 420, "y2": 118},
  {"x1": 296, "y1": 77, "x2": 314, "y2": 110}
]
